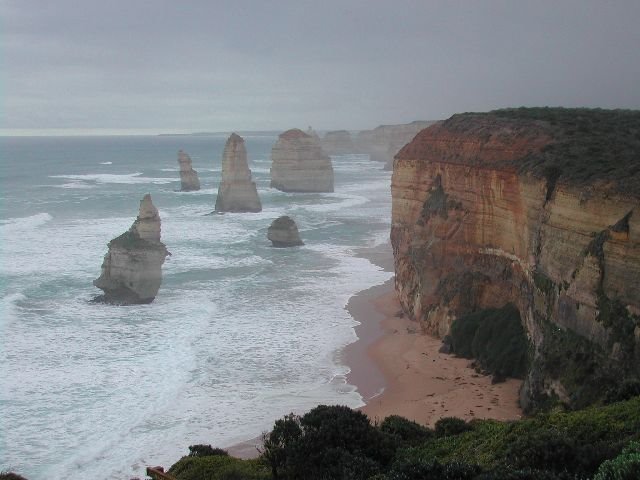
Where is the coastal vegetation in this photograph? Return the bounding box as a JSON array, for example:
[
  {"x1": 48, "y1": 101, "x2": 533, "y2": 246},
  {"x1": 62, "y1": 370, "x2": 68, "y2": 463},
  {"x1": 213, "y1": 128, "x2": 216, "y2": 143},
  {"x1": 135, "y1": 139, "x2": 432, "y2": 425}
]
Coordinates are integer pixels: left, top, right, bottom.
[
  {"x1": 449, "y1": 304, "x2": 529, "y2": 379},
  {"x1": 489, "y1": 107, "x2": 640, "y2": 196},
  {"x1": 165, "y1": 396, "x2": 640, "y2": 480}
]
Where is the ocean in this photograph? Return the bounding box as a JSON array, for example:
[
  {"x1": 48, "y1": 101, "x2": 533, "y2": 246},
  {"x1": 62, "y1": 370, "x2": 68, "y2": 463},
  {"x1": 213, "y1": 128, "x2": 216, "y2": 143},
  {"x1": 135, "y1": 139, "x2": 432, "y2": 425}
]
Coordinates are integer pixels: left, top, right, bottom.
[{"x1": 0, "y1": 134, "x2": 393, "y2": 479}]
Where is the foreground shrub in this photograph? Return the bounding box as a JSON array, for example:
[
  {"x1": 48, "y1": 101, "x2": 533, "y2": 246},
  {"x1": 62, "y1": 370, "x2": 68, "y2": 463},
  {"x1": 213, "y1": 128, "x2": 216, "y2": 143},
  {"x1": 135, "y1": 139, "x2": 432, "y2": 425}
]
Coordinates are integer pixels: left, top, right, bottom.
[
  {"x1": 474, "y1": 468, "x2": 581, "y2": 479},
  {"x1": 188, "y1": 444, "x2": 229, "y2": 457},
  {"x1": 386, "y1": 458, "x2": 481, "y2": 480},
  {"x1": 168, "y1": 455, "x2": 269, "y2": 480},
  {"x1": 449, "y1": 304, "x2": 529, "y2": 378},
  {"x1": 593, "y1": 441, "x2": 640, "y2": 480},
  {"x1": 379, "y1": 415, "x2": 434, "y2": 447},
  {"x1": 435, "y1": 417, "x2": 473, "y2": 437},
  {"x1": 0, "y1": 473, "x2": 28, "y2": 480}
]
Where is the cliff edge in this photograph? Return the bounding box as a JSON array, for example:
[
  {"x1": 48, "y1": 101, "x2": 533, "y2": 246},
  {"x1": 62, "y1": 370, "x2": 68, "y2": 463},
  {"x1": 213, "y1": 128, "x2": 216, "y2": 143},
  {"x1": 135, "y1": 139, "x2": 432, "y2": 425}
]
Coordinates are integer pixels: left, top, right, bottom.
[{"x1": 391, "y1": 108, "x2": 640, "y2": 411}]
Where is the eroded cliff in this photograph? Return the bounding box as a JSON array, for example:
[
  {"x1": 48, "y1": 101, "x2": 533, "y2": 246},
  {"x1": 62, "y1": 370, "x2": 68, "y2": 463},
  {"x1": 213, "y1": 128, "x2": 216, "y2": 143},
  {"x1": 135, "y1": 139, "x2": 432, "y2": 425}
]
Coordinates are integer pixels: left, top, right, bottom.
[
  {"x1": 391, "y1": 108, "x2": 640, "y2": 410},
  {"x1": 215, "y1": 133, "x2": 262, "y2": 213}
]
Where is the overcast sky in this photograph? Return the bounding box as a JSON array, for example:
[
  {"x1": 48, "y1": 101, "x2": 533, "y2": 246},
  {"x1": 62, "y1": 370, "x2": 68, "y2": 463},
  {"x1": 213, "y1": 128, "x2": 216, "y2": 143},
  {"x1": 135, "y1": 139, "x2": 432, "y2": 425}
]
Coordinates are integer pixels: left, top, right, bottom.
[{"x1": 2, "y1": 0, "x2": 640, "y2": 133}]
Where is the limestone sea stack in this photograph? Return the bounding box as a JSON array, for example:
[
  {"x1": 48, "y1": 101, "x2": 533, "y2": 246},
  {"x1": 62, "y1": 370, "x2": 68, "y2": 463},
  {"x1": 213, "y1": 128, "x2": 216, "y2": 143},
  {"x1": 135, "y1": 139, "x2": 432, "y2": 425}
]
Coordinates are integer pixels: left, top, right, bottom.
[
  {"x1": 270, "y1": 129, "x2": 334, "y2": 192},
  {"x1": 93, "y1": 194, "x2": 170, "y2": 304},
  {"x1": 177, "y1": 150, "x2": 200, "y2": 191},
  {"x1": 322, "y1": 130, "x2": 355, "y2": 155},
  {"x1": 215, "y1": 133, "x2": 262, "y2": 213},
  {"x1": 267, "y1": 216, "x2": 304, "y2": 247}
]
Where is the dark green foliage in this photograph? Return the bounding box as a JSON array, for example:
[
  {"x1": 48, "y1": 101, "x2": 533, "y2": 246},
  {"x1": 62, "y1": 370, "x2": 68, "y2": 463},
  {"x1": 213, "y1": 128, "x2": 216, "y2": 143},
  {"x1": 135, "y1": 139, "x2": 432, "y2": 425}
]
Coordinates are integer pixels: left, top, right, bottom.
[
  {"x1": 386, "y1": 459, "x2": 481, "y2": 480},
  {"x1": 420, "y1": 175, "x2": 448, "y2": 220},
  {"x1": 379, "y1": 415, "x2": 434, "y2": 447},
  {"x1": 533, "y1": 271, "x2": 555, "y2": 294},
  {"x1": 605, "y1": 380, "x2": 640, "y2": 404},
  {"x1": 489, "y1": 107, "x2": 640, "y2": 197},
  {"x1": 168, "y1": 455, "x2": 270, "y2": 480},
  {"x1": 0, "y1": 473, "x2": 28, "y2": 480},
  {"x1": 188, "y1": 444, "x2": 229, "y2": 457},
  {"x1": 262, "y1": 405, "x2": 395, "y2": 479},
  {"x1": 534, "y1": 316, "x2": 639, "y2": 410},
  {"x1": 449, "y1": 304, "x2": 529, "y2": 378},
  {"x1": 594, "y1": 441, "x2": 640, "y2": 480},
  {"x1": 474, "y1": 469, "x2": 580, "y2": 479},
  {"x1": 109, "y1": 229, "x2": 152, "y2": 248},
  {"x1": 261, "y1": 413, "x2": 302, "y2": 479},
  {"x1": 435, "y1": 417, "x2": 473, "y2": 438},
  {"x1": 412, "y1": 396, "x2": 640, "y2": 476}
]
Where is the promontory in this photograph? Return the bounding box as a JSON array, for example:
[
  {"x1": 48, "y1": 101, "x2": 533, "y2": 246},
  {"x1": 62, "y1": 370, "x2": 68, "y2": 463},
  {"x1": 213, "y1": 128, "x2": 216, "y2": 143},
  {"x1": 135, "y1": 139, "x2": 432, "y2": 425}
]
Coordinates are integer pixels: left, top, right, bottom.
[{"x1": 391, "y1": 107, "x2": 640, "y2": 412}]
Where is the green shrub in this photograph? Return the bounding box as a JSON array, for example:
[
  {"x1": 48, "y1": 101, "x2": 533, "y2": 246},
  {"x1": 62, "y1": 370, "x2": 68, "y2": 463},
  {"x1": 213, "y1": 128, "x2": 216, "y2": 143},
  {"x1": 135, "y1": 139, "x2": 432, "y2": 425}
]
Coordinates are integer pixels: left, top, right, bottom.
[
  {"x1": 449, "y1": 304, "x2": 529, "y2": 378},
  {"x1": 434, "y1": 417, "x2": 473, "y2": 437},
  {"x1": 188, "y1": 444, "x2": 229, "y2": 457},
  {"x1": 379, "y1": 415, "x2": 434, "y2": 447},
  {"x1": 594, "y1": 441, "x2": 640, "y2": 480},
  {"x1": 0, "y1": 473, "x2": 29, "y2": 480},
  {"x1": 168, "y1": 455, "x2": 269, "y2": 480},
  {"x1": 474, "y1": 469, "x2": 580, "y2": 479},
  {"x1": 386, "y1": 459, "x2": 481, "y2": 480}
]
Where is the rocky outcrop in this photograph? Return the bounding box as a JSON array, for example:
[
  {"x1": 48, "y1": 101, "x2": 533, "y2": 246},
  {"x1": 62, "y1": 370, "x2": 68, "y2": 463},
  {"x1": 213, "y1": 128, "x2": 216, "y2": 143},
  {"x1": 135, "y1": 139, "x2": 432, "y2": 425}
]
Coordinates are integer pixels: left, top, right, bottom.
[
  {"x1": 215, "y1": 133, "x2": 262, "y2": 213},
  {"x1": 322, "y1": 130, "x2": 355, "y2": 155},
  {"x1": 391, "y1": 109, "x2": 640, "y2": 411},
  {"x1": 267, "y1": 216, "x2": 304, "y2": 247},
  {"x1": 271, "y1": 129, "x2": 334, "y2": 192},
  {"x1": 177, "y1": 150, "x2": 200, "y2": 191},
  {"x1": 357, "y1": 121, "x2": 436, "y2": 170},
  {"x1": 94, "y1": 194, "x2": 170, "y2": 304}
]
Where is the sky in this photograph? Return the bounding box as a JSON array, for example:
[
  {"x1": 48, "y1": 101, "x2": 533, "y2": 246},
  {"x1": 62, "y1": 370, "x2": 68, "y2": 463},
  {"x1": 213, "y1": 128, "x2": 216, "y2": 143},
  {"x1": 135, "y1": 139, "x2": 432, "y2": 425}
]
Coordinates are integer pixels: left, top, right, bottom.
[{"x1": 2, "y1": 0, "x2": 640, "y2": 134}]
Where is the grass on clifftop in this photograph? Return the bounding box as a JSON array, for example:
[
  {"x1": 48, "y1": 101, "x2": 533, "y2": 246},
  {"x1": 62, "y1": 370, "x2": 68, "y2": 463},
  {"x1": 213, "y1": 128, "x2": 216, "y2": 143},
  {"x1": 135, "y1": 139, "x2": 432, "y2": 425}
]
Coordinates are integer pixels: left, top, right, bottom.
[
  {"x1": 167, "y1": 397, "x2": 640, "y2": 480},
  {"x1": 488, "y1": 107, "x2": 640, "y2": 197}
]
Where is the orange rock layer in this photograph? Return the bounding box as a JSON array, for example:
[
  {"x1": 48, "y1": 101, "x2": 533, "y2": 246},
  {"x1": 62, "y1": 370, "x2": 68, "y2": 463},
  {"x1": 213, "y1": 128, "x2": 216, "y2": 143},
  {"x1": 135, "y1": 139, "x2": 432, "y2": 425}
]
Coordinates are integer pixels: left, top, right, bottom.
[{"x1": 391, "y1": 114, "x2": 640, "y2": 409}]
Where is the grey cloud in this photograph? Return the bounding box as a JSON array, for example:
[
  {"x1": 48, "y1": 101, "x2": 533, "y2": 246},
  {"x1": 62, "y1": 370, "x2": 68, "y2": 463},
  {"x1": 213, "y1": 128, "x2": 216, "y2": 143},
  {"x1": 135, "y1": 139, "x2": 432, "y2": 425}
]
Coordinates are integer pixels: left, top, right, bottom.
[{"x1": 2, "y1": 0, "x2": 640, "y2": 132}]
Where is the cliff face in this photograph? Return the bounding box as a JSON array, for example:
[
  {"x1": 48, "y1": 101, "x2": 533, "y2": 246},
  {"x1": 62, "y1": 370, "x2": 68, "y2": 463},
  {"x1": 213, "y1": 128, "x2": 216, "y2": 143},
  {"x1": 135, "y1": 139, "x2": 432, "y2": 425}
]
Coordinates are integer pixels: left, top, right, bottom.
[
  {"x1": 271, "y1": 129, "x2": 334, "y2": 192},
  {"x1": 94, "y1": 194, "x2": 170, "y2": 304},
  {"x1": 177, "y1": 150, "x2": 200, "y2": 191},
  {"x1": 357, "y1": 121, "x2": 437, "y2": 170},
  {"x1": 391, "y1": 110, "x2": 640, "y2": 410},
  {"x1": 322, "y1": 130, "x2": 355, "y2": 155},
  {"x1": 215, "y1": 133, "x2": 262, "y2": 213}
]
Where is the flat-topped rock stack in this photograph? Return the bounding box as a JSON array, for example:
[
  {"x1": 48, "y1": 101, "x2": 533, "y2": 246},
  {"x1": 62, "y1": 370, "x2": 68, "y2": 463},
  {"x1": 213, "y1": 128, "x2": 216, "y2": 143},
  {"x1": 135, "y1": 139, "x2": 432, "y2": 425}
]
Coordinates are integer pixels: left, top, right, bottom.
[
  {"x1": 215, "y1": 133, "x2": 262, "y2": 213},
  {"x1": 177, "y1": 150, "x2": 200, "y2": 191},
  {"x1": 322, "y1": 130, "x2": 355, "y2": 155},
  {"x1": 267, "y1": 216, "x2": 304, "y2": 247},
  {"x1": 270, "y1": 129, "x2": 334, "y2": 192},
  {"x1": 93, "y1": 194, "x2": 170, "y2": 304}
]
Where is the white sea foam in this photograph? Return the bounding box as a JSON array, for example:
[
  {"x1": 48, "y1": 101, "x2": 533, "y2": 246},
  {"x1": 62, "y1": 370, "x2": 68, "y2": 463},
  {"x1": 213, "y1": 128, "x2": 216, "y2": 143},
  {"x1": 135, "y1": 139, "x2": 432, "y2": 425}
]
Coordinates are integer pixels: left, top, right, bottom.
[
  {"x1": 1, "y1": 141, "x2": 394, "y2": 480},
  {"x1": 100, "y1": 161, "x2": 113, "y2": 165},
  {"x1": 0, "y1": 212, "x2": 53, "y2": 232},
  {"x1": 50, "y1": 173, "x2": 175, "y2": 185}
]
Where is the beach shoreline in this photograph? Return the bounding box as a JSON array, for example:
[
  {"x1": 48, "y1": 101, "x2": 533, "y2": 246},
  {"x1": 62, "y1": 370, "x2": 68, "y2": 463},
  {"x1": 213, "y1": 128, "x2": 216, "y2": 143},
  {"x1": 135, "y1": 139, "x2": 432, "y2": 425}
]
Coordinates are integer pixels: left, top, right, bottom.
[{"x1": 227, "y1": 241, "x2": 522, "y2": 459}]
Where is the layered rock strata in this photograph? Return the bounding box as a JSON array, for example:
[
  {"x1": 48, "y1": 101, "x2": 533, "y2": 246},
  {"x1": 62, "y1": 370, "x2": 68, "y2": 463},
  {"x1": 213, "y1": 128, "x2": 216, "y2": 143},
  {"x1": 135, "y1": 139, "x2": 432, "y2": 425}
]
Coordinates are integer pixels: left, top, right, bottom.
[
  {"x1": 94, "y1": 194, "x2": 170, "y2": 304},
  {"x1": 322, "y1": 130, "x2": 355, "y2": 155},
  {"x1": 357, "y1": 121, "x2": 436, "y2": 170},
  {"x1": 270, "y1": 129, "x2": 334, "y2": 192},
  {"x1": 267, "y1": 216, "x2": 304, "y2": 247},
  {"x1": 215, "y1": 133, "x2": 262, "y2": 213},
  {"x1": 391, "y1": 109, "x2": 640, "y2": 410},
  {"x1": 177, "y1": 150, "x2": 200, "y2": 191}
]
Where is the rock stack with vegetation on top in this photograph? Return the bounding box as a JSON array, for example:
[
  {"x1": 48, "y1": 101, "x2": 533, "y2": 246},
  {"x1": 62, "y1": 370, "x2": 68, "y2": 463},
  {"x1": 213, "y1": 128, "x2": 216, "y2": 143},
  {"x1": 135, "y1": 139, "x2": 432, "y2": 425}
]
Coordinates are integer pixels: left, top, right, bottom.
[{"x1": 93, "y1": 194, "x2": 170, "y2": 304}]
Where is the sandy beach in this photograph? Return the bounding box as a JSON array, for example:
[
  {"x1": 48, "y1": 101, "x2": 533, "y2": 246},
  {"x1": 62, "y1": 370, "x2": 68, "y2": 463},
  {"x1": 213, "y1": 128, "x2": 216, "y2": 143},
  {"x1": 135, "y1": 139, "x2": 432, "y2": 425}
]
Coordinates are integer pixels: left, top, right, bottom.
[{"x1": 228, "y1": 243, "x2": 522, "y2": 458}]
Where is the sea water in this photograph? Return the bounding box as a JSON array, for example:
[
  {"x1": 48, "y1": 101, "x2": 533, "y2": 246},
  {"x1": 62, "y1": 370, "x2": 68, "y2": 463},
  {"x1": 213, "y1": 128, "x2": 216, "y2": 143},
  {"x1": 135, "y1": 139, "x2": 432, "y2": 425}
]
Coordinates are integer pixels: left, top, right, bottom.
[{"x1": 0, "y1": 135, "x2": 393, "y2": 479}]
